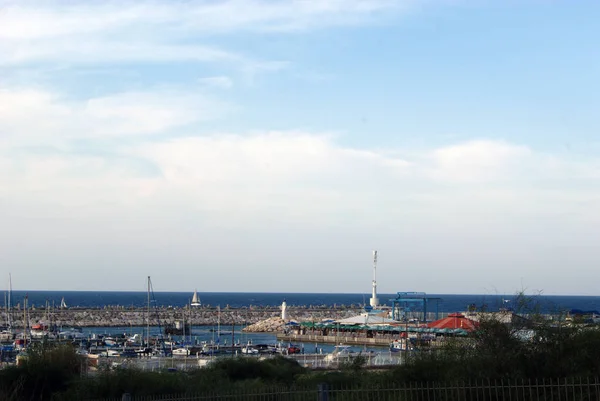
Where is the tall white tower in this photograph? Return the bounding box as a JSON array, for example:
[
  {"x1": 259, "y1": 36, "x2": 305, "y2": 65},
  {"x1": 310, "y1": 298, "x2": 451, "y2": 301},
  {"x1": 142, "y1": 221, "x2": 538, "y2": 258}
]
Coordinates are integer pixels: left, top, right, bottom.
[
  {"x1": 281, "y1": 299, "x2": 288, "y2": 321},
  {"x1": 369, "y1": 250, "x2": 379, "y2": 308}
]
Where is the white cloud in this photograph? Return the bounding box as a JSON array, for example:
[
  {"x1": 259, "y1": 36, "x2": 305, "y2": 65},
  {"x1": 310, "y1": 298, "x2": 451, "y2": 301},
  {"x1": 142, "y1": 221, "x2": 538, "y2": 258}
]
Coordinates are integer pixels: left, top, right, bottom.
[
  {"x1": 0, "y1": 86, "x2": 229, "y2": 141},
  {"x1": 0, "y1": 40, "x2": 240, "y2": 67},
  {"x1": 3, "y1": 85, "x2": 597, "y2": 225},
  {"x1": 3, "y1": 123, "x2": 600, "y2": 292},
  {"x1": 427, "y1": 140, "x2": 532, "y2": 183},
  {"x1": 0, "y1": 1, "x2": 408, "y2": 40},
  {"x1": 0, "y1": 0, "x2": 411, "y2": 69}
]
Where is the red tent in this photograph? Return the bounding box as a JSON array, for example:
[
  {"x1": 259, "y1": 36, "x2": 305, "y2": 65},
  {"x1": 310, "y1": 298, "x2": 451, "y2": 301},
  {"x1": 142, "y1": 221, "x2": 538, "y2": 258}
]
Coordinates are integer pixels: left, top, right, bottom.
[{"x1": 427, "y1": 313, "x2": 479, "y2": 331}]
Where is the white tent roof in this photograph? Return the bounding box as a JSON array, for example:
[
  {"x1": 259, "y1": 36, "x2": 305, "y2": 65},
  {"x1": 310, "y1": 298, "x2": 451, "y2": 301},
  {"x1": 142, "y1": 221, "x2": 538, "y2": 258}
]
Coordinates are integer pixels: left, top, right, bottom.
[{"x1": 335, "y1": 313, "x2": 397, "y2": 325}]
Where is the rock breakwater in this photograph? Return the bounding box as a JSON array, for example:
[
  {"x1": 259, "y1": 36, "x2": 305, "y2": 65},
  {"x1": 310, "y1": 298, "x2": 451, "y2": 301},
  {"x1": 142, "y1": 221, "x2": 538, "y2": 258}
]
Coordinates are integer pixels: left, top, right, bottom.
[
  {"x1": 242, "y1": 317, "x2": 286, "y2": 333},
  {"x1": 5, "y1": 306, "x2": 360, "y2": 328}
]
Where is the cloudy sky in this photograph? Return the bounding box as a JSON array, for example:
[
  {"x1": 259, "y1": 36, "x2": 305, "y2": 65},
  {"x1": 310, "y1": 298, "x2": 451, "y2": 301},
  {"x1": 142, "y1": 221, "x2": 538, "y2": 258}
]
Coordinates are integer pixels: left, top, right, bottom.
[{"x1": 1, "y1": 1, "x2": 599, "y2": 295}]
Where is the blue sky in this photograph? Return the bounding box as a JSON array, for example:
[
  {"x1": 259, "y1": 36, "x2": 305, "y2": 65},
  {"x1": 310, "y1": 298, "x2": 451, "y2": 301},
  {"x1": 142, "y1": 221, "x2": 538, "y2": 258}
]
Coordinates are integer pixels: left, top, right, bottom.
[{"x1": 1, "y1": 1, "x2": 599, "y2": 295}]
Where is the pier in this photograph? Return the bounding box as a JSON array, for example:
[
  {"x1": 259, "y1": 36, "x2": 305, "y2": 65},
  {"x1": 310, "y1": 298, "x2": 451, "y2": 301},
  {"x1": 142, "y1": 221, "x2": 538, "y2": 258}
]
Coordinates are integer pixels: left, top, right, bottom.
[
  {"x1": 2, "y1": 305, "x2": 362, "y2": 328},
  {"x1": 276, "y1": 333, "x2": 392, "y2": 347}
]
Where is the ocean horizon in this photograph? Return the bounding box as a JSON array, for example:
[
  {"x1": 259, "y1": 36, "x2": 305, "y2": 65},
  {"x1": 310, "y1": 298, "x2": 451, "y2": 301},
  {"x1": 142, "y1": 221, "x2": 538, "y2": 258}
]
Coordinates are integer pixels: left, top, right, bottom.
[{"x1": 5, "y1": 291, "x2": 600, "y2": 314}]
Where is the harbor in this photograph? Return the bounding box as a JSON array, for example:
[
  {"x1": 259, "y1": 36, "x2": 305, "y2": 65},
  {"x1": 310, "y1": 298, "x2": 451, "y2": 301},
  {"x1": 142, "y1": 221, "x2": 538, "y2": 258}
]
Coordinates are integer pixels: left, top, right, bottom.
[{"x1": 0, "y1": 254, "x2": 583, "y2": 361}]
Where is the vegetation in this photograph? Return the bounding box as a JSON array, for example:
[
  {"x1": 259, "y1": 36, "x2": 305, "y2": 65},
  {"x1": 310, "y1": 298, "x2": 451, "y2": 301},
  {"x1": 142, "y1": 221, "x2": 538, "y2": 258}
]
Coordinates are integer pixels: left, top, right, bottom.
[{"x1": 0, "y1": 342, "x2": 85, "y2": 401}]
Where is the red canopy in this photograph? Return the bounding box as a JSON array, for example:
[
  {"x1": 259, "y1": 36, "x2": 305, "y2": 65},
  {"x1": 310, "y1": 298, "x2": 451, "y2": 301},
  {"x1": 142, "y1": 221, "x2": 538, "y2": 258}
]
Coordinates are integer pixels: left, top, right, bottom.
[{"x1": 427, "y1": 313, "x2": 478, "y2": 331}]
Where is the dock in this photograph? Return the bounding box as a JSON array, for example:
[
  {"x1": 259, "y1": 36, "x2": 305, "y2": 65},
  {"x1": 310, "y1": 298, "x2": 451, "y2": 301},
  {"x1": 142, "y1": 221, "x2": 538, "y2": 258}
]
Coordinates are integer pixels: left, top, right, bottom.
[{"x1": 276, "y1": 333, "x2": 392, "y2": 347}]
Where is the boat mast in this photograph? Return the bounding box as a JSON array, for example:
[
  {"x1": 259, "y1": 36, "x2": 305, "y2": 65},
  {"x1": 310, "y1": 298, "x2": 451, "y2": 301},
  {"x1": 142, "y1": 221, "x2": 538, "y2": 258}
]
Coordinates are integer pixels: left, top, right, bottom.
[
  {"x1": 23, "y1": 294, "x2": 28, "y2": 344},
  {"x1": 7, "y1": 274, "x2": 12, "y2": 332},
  {"x1": 217, "y1": 305, "x2": 221, "y2": 337},
  {"x1": 188, "y1": 300, "x2": 192, "y2": 344},
  {"x1": 147, "y1": 276, "x2": 150, "y2": 348},
  {"x1": 182, "y1": 305, "x2": 186, "y2": 341}
]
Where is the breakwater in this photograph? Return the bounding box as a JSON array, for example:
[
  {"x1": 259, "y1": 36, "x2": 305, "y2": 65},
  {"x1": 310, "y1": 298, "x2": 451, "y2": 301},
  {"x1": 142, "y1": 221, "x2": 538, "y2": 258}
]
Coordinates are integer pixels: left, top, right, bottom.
[{"x1": 3, "y1": 306, "x2": 361, "y2": 328}]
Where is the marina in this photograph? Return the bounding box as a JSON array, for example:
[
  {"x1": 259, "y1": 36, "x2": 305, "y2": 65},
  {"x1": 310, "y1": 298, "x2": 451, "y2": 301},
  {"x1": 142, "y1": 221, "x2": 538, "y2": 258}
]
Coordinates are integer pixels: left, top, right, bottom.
[{"x1": 1, "y1": 259, "x2": 598, "y2": 372}]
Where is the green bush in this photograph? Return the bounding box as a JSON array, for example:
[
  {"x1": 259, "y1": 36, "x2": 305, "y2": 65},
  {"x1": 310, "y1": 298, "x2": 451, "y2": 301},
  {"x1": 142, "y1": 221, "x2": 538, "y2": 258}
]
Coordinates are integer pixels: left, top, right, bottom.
[{"x1": 0, "y1": 342, "x2": 84, "y2": 401}]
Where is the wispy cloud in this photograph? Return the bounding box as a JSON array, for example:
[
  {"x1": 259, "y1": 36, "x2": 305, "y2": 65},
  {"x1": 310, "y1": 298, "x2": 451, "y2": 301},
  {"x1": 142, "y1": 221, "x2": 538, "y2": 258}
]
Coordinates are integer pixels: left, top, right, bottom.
[
  {"x1": 0, "y1": 1, "x2": 409, "y2": 40},
  {"x1": 0, "y1": 86, "x2": 230, "y2": 141},
  {"x1": 0, "y1": 0, "x2": 410, "y2": 70}
]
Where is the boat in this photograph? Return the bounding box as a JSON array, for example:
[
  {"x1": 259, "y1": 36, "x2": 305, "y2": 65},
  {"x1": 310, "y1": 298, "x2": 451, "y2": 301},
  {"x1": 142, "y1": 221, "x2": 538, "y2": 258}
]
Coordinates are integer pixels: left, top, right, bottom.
[
  {"x1": 241, "y1": 346, "x2": 258, "y2": 355},
  {"x1": 253, "y1": 344, "x2": 278, "y2": 354},
  {"x1": 144, "y1": 276, "x2": 170, "y2": 357},
  {"x1": 390, "y1": 339, "x2": 413, "y2": 352},
  {"x1": 31, "y1": 323, "x2": 48, "y2": 331},
  {"x1": 191, "y1": 289, "x2": 201, "y2": 307},
  {"x1": 164, "y1": 320, "x2": 190, "y2": 336},
  {"x1": 172, "y1": 347, "x2": 190, "y2": 356},
  {"x1": 60, "y1": 297, "x2": 67, "y2": 309},
  {"x1": 58, "y1": 328, "x2": 84, "y2": 340},
  {"x1": 324, "y1": 345, "x2": 365, "y2": 363},
  {"x1": 0, "y1": 330, "x2": 14, "y2": 342},
  {"x1": 241, "y1": 342, "x2": 259, "y2": 355},
  {"x1": 30, "y1": 329, "x2": 56, "y2": 340},
  {"x1": 119, "y1": 349, "x2": 138, "y2": 358},
  {"x1": 2, "y1": 274, "x2": 14, "y2": 342},
  {"x1": 100, "y1": 349, "x2": 120, "y2": 357},
  {"x1": 104, "y1": 337, "x2": 118, "y2": 347},
  {"x1": 127, "y1": 333, "x2": 142, "y2": 345}
]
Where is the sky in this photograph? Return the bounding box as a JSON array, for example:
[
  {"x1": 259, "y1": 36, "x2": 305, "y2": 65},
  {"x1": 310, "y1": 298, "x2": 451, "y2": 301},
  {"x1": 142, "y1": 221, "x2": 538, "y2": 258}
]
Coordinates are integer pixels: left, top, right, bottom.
[{"x1": 1, "y1": 0, "x2": 599, "y2": 295}]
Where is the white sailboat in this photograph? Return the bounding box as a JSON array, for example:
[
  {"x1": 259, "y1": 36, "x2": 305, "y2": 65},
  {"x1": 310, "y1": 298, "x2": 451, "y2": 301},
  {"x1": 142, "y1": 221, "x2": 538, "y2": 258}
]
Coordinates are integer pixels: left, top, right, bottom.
[
  {"x1": 60, "y1": 297, "x2": 67, "y2": 309},
  {"x1": 191, "y1": 289, "x2": 201, "y2": 307},
  {"x1": 0, "y1": 274, "x2": 14, "y2": 342}
]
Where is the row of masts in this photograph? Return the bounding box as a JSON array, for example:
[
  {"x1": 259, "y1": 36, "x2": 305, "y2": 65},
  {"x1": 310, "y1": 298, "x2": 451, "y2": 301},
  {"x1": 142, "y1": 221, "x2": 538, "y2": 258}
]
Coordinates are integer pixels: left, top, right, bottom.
[{"x1": 3, "y1": 273, "x2": 68, "y2": 335}]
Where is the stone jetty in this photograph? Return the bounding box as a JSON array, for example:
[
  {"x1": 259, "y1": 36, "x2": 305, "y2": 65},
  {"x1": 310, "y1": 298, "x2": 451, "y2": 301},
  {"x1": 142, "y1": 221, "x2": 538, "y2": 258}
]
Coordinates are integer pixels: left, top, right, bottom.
[
  {"x1": 242, "y1": 317, "x2": 286, "y2": 333},
  {"x1": 4, "y1": 305, "x2": 361, "y2": 329}
]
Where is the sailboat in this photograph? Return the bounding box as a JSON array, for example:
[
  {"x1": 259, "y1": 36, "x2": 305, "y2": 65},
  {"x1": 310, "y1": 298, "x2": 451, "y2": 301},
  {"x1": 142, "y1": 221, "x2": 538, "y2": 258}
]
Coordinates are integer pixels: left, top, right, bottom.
[
  {"x1": 191, "y1": 289, "x2": 201, "y2": 307},
  {"x1": 60, "y1": 297, "x2": 67, "y2": 309},
  {"x1": 0, "y1": 274, "x2": 14, "y2": 342}
]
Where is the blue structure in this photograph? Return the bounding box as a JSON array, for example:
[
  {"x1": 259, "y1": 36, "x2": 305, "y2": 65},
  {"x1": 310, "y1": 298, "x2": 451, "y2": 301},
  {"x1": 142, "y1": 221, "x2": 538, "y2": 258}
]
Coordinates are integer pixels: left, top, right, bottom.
[{"x1": 390, "y1": 292, "x2": 442, "y2": 323}]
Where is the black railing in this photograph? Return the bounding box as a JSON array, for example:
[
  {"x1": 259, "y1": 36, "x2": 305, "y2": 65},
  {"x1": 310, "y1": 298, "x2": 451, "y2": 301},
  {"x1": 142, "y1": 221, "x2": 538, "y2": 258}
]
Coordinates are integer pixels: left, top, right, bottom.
[{"x1": 78, "y1": 377, "x2": 600, "y2": 401}]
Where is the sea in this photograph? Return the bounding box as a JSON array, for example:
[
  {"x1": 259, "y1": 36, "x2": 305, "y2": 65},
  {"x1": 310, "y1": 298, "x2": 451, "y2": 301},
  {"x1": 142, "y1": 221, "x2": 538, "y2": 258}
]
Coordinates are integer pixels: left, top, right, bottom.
[
  {"x1": 6, "y1": 291, "x2": 600, "y2": 355},
  {"x1": 8, "y1": 291, "x2": 600, "y2": 314}
]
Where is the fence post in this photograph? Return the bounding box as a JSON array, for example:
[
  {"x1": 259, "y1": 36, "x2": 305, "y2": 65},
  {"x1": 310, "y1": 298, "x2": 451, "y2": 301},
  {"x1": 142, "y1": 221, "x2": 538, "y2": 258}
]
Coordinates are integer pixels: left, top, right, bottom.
[
  {"x1": 318, "y1": 383, "x2": 330, "y2": 401},
  {"x1": 121, "y1": 393, "x2": 132, "y2": 401}
]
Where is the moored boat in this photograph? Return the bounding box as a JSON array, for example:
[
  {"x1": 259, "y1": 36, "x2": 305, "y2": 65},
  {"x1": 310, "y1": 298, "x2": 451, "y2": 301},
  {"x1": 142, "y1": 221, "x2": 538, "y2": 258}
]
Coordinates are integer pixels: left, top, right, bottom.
[{"x1": 390, "y1": 339, "x2": 413, "y2": 352}]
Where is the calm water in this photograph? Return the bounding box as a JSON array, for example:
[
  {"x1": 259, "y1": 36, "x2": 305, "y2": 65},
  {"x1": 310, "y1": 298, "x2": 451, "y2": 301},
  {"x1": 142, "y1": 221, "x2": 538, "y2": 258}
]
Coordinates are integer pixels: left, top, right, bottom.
[
  {"x1": 8, "y1": 291, "x2": 600, "y2": 314},
  {"x1": 84, "y1": 325, "x2": 381, "y2": 354}
]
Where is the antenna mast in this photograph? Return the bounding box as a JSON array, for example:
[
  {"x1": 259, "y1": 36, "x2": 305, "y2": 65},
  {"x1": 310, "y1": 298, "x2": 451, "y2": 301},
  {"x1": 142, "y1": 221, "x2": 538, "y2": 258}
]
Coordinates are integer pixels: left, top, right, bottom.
[{"x1": 369, "y1": 250, "x2": 379, "y2": 308}]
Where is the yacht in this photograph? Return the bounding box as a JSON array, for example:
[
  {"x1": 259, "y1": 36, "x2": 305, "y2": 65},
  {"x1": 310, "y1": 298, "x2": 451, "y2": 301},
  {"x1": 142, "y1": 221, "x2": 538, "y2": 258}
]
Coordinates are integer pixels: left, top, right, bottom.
[
  {"x1": 58, "y1": 328, "x2": 85, "y2": 340},
  {"x1": 191, "y1": 290, "x2": 201, "y2": 307},
  {"x1": 390, "y1": 339, "x2": 413, "y2": 352},
  {"x1": 241, "y1": 342, "x2": 259, "y2": 355},
  {"x1": 0, "y1": 330, "x2": 14, "y2": 342},
  {"x1": 172, "y1": 347, "x2": 191, "y2": 356},
  {"x1": 324, "y1": 345, "x2": 359, "y2": 362}
]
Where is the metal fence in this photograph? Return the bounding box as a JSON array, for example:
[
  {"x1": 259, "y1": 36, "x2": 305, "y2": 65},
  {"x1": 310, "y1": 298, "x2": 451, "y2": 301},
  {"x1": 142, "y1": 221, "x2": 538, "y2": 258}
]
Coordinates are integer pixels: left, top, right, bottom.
[
  {"x1": 83, "y1": 378, "x2": 600, "y2": 401},
  {"x1": 91, "y1": 352, "x2": 405, "y2": 372}
]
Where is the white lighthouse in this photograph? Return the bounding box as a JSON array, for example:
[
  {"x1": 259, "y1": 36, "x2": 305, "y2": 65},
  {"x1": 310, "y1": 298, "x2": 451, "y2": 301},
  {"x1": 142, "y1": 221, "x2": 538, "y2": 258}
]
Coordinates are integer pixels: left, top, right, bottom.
[
  {"x1": 369, "y1": 250, "x2": 379, "y2": 308},
  {"x1": 281, "y1": 299, "x2": 288, "y2": 321}
]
